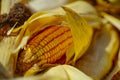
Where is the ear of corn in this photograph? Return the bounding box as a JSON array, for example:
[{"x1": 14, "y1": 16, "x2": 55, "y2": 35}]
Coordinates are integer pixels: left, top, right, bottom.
[
  {"x1": 62, "y1": 7, "x2": 93, "y2": 63},
  {"x1": 15, "y1": 6, "x2": 93, "y2": 76},
  {"x1": 15, "y1": 7, "x2": 94, "y2": 76},
  {"x1": 16, "y1": 25, "x2": 73, "y2": 76},
  {"x1": 13, "y1": 12, "x2": 67, "y2": 76}
]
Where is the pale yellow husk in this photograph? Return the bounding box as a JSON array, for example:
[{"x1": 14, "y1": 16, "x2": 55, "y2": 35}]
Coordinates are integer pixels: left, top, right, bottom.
[
  {"x1": 101, "y1": 12, "x2": 120, "y2": 31},
  {"x1": 0, "y1": 36, "x2": 17, "y2": 77},
  {"x1": 48, "y1": 1, "x2": 101, "y2": 29},
  {"x1": 63, "y1": 6, "x2": 93, "y2": 63},
  {"x1": 105, "y1": 48, "x2": 120, "y2": 80},
  {"x1": 0, "y1": 0, "x2": 19, "y2": 14},
  {"x1": 75, "y1": 23, "x2": 119, "y2": 80},
  {"x1": 14, "y1": 65, "x2": 93, "y2": 80}
]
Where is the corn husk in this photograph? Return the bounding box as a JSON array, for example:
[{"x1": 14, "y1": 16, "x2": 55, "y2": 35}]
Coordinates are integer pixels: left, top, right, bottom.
[
  {"x1": 48, "y1": 1, "x2": 101, "y2": 29},
  {"x1": 12, "y1": 0, "x2": 101, "y2": 34},
  {"x1": 0, "y1": 36, "x2": 17, "y2": 77},
  {"x1": 96, "y1": 0, "x2": 120, "y2": 14},
  {"x1": 101, "y1": 12, "x2": 120, "y2": 31},
  {"x1": 97, "y1": 0, "x2": 120, "y2": 7},
  {"x1": 14, "y1": 0, "x2": 100, "y2": 30},
  {"x1": 43, "y1": 65, "x2": 93, "y2": 80},
  {"x1": 14, "y1": 65, "x2": 93, "y2": 80},
  {"x1": 27, "y1": 0, "x2": 101, "y2": 29},
  {"x1": 0, "y1": 0, "x2": 19, "y2": 14},
  {"x1": 0, "y1": 63, "x2": 11, "y2": 79},
  {"x1": 11, "y1": 5, "x2": 94, "y2": 76},
  {"x1": 63, "y1": 6, "x2": 93, "y2": 63},
  {"x1": 75, "y1": 23, "x2": 119, "y2": 80},
  {"x1": 105, "y1": 49, "x2": 120, "y2": 80}
]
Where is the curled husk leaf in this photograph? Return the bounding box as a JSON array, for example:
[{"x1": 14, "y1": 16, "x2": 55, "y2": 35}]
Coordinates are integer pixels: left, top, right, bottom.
[
  {"x1": 105, "y1": 49, "x2": 120, "y2": 80},
  {"x1": 101, "y1": 12, "x2": 120, "y2": 31},
  {"x1": 13, "y1": 6, "x2": 93, "y2": 76},
  {"x1": 43, "y1": 65, "x2": 93, "y2": 80},
  {"x1": 62, "y1": 6, "x2": 93, "y2": 63},
  {"x1": 75, "y1": 23, "x2": 119, "y2": 80}
]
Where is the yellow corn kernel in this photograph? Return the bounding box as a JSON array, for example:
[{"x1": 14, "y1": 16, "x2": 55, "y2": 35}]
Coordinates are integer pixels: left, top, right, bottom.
[{"x1": 16, "y1": 25, "x2": 73, "y2": 75}]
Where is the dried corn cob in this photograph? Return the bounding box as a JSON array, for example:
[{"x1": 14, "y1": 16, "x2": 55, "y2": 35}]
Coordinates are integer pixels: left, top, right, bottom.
[{"x1": 16, "y1": 25, "x2": 73, "y2": 75}]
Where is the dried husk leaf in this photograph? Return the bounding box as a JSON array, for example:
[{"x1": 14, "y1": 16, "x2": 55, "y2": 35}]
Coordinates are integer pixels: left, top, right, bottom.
[
  {"x1": 75, "y1": 23, "x2": 119, "y2": 80},
  {"x1": 42, "y1": 65, "x2": 93, "y2": 80},
  {"x1": 0, "y1": 36, "x2": 17, "y2": 78},
  {"x1": 101, "y1": 12, "x2": 120, "y2": 31},
  {"x1": 1, "y1": 0, "x2": 19, "y2": 14},
  {"x1": 62, "y1": 65, "x2": 93, "y2": 80},
  {"x1": 14, "y1": 65, "x2": 93, "y2": 80},
  {"x1": 0, "y1": 63, "x2": 11, "y2": 79},
  {"x1": 48, "y1": 1, "x2": 97, "y2": 15},
  {"x1": 97, "y1": 0, "x2": 120, "y2": 8},
  {"x1": 96, "y1": 0, "x2": 120, "y2": 14},
  {"x1": 105, "y1": 49, "x2": 120, "y2": 80},
  {"x1": 62, "y1": 6, "x2": 93, "y2": 63},
  {"x1": 48, "y1": 1, "x2": 102, "y2": 29}
]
